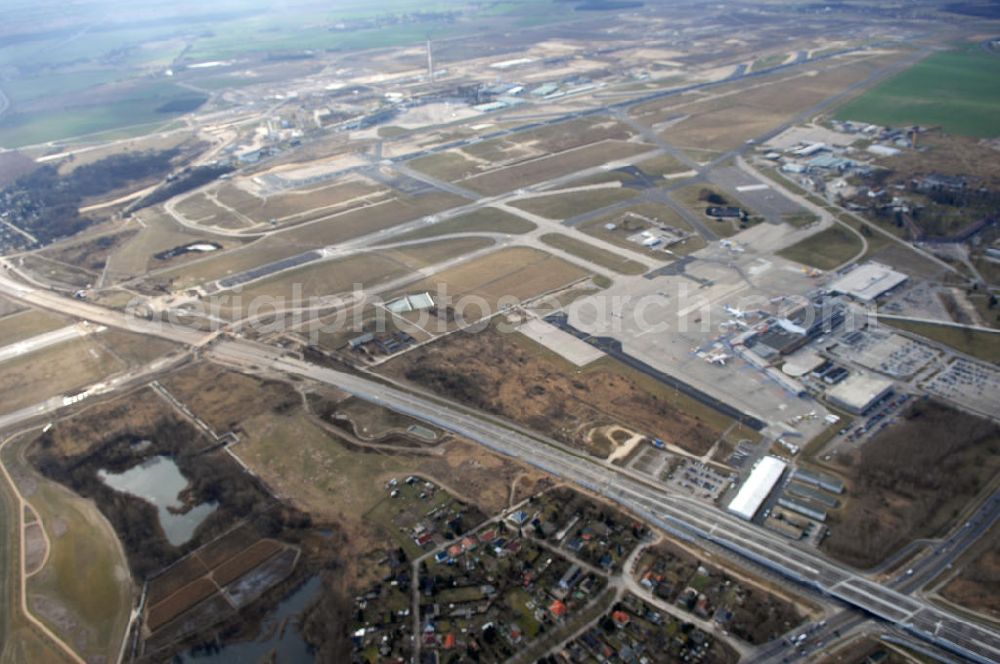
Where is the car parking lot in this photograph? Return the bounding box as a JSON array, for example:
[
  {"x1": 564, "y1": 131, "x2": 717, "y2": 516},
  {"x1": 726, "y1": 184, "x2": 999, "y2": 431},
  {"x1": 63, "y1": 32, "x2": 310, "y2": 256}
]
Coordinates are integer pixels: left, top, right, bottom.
[
  {"x1": 840, "y1": 393, "x2": 911, "y2": 443},
  {"x1": 826, "y1": 328, "x2": 938, "y2": 379},
  {"x1": 924, "y1": 359, "x2": 1000, "y2": 420},
  {"x1": 727, "y1": 439, "x2": 759, "y2": 468},
  {"x1": 664, "y1": 458, "x2": 733, "y2": 503}
]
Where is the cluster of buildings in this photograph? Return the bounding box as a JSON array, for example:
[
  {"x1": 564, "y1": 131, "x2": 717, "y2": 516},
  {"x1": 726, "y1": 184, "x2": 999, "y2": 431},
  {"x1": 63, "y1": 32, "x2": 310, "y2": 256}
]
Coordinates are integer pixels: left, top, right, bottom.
[
  {"x1": 718, "y1": 262, "x2": 911, "y2": 424},
  {"x1": 635, "y1": 543, "x2": 804, "y2": 646},
  {"x1": 764, "y1": 121, "x2": 919, "y2": 197},
  {"x1": 766, "y1": 138, "x2": 874, "y2": 191},
  {"x1": 727, "y1": 456, "x2": 844, "y2": 539},
  {"x1": 459, "y1": 74, "x2": 603, "y2": 113},
  {"x1": 417, "y1": 522, "x2": 607, "y2": 660},
  {"x1": 726, "y1": 296, "x2": 848, "y2": 398},
  {"x1": 554, "y1": 594, "x2": 720, "y2": 663},
  {"x1": 347, "y1": 330, "x2": 418, "y2": 357}
]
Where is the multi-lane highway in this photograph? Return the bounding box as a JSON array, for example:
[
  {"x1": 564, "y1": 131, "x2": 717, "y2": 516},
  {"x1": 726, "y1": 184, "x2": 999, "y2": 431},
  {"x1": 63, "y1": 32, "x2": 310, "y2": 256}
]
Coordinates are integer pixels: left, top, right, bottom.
[
  {"x1": 2, "y1": 261, "x2": 1000, "y2": 662},
  {"x1": 754, "y1": 487, "x2": 1000, "y2": 663},
  {"x1": 1, "y1": 39, "x2": 998, "y2": 659},
  {"x1": 207, "y1": 340, "x2": 1000, "y2": 664}
]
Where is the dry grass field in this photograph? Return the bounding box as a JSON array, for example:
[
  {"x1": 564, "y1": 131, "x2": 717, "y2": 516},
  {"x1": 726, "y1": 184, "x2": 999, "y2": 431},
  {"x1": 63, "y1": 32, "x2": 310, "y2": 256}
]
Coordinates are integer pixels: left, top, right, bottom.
[
  {"x1": 778, "y1": 225, "x2": 862, "y2": 270},
  {"x1": 213, "y1": 183, "x2": 262, "y2": 212},
  {"x1": 279, "y1": 191, "x2": 465, "y2": 246},
  {"x1": 160, "y1": 363, "x2": 299, "y2": 433},
  {"x1": 510, "y1": 187, "x2": 638, "y2": 220},
  {"x1": 0, "y1": 339, "x2": 124, "y2": 415},
  {"x1": 39, "y1": 229, "x2": 140, "y2": 273},
  {"x1": 0, "y1": 295, "x2": 26, "y2": 318},
  {"x1": 234, "y1": 406, "x2": 545, "y2": 561},
  {"x1": 409, "y1": 151, "x2": 482, "y2": 181},
  {"x1": 153, "y1": 190, "x2": 468, "y2": 291},
  {"x1": 2, "y1": 437, "x2": 133, "y2": 664},
  {"x1": 147, "y1": 236, "x2": 307, "y2": 291},
  {"x1": 18, "y1": 255, "x2": 97, "y2": 290},
  {"x1": 228, "y1": 237, "x2": 493, "y2": 318},
  {"x1": 379, "y1": 325, "x2": 722, "y2": 456},
  {"x1": 0, "y1": 309, "x2": 68, "y2": 345},
  {"x1": 383, "y1": 207, "x2": 535, "y2": 243},
  {"x1": 173, "y1": 194, "x2": 231, "y2": 225},
  {"x1": 652, "y1": 58, "x2": 900, "y2": 156},
  {"x1": 94, "y1": 329, "x2": 180, "y2": 366},
  {"x1": 217, "y1": 179, "x2": 390, "y2": 226},
  {"x1": 540, "y1": 233, "x2": 647, "y2": 275},
  {"x1": 463, "y1": 141, "x2": 652, "y2": 196},
  {"x1": 392, "y1": 247, "x2": 591, "y2": 309},
  {"x1": 106, "y1": 208, "x2": 243, "y2": 282}
]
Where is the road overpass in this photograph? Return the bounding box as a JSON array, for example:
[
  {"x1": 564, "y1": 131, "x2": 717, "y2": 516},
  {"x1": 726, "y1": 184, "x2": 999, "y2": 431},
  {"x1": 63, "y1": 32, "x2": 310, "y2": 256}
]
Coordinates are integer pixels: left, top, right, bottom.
[
  {"x1": 209, "y1": 340, "x2": 1000, "y2": 664},
  {"x1": 2, "y1": 234, "x2": 999, "y2": 664}
]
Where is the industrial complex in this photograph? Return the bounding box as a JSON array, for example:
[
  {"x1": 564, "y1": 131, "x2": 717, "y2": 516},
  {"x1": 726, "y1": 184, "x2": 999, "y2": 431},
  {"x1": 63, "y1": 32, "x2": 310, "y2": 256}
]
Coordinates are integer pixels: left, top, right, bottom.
[{"x1": 0, "y1": 2, "x2": 998, "y2": 664}]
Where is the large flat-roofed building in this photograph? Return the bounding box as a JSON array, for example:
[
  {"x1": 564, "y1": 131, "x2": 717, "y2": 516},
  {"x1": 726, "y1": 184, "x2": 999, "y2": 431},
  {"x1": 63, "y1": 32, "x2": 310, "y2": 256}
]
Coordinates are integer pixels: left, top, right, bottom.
[
  {"x1": 727, "y1": 456, "x2": 787, "y2": 521},
  {"x1": 825, "y1": 371, "x2": 894, "y2": 414},
  {"x1": 828, "y1": 262, "x2": 908, "y2": 302}
]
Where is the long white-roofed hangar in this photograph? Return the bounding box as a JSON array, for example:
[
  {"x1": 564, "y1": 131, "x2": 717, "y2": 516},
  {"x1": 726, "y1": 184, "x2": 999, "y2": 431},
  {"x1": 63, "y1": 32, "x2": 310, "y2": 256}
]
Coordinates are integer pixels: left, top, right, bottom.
[
  {"x1": 2, "y1": 1, "x2": 999, "y2": 662},
  {"x1": 727, "y1": 456, "x2": 788, "y2": 521}
]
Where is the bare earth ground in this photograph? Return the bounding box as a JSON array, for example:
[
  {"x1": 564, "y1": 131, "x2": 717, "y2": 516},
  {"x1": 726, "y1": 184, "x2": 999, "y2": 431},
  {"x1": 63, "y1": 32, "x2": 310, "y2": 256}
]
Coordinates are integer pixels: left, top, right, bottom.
[
  {"x1": 378, "y1": 325, "x2": 720, "y2": 456},
  {"x1": 940, "y1": 521, "x2": 1000, "y2": 620}
]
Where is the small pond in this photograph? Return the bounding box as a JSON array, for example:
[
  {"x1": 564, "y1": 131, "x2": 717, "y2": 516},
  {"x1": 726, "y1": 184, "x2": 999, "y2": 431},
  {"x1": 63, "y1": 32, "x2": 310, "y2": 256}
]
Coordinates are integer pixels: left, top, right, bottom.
[
  {"x1": 98, "y1": 455, "x2": 216, "y2": 546},
  {"x1": 180, "y1": 575, "x2": 322, "y2": 663}
]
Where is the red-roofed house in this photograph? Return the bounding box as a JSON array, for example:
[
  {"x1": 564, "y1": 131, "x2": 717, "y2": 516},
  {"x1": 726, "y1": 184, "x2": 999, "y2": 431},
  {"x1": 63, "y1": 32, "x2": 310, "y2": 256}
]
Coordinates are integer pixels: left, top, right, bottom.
[
  {"x1": 612, "y1": 610, "x2": 631, "y2": 628},
  {"x1": 549, "y1": 599, "x2": 568, "y2": 618}
]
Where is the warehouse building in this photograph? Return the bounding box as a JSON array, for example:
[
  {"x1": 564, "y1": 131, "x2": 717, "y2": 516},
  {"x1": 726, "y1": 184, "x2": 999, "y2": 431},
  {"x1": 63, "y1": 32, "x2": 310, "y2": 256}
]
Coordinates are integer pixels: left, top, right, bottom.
[
  {"x1": 825, "y1": 371, "x2": 895, "y2": 415},
  {"x1": 778, "y1": 496, "x2": 827, "y2": 522},
  {"x1": 727, "y1": 456, "x2": 787, "y2": 521},
  {"x1": 828, "y1": 262, "x2": 908, "y2": 302},
  {"x1": 785, "y1": 482, "x2": 840, "y2": 508},
  {"x1": 794, "y1": 468, "x2": 845, "y2": 494}
]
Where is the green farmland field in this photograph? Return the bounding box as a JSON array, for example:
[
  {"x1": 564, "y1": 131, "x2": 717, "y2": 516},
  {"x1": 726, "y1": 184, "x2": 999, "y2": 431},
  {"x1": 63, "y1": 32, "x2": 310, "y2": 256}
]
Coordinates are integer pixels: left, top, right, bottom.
[
  {"x1": 0, "y1": 81, "x2": 207, "y2": 148},
  {"x1": 836, "y1": 47, "x2": 1000, "y2": 137}
]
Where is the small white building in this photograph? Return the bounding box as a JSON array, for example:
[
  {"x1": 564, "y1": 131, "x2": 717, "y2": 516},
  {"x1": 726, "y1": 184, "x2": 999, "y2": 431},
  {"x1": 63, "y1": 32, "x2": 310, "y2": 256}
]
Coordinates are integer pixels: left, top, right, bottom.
[{"x1": 867, "y1": 144, "x2": 901, "y2": 157}]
